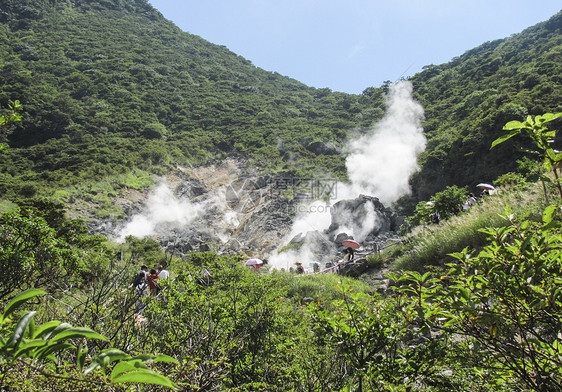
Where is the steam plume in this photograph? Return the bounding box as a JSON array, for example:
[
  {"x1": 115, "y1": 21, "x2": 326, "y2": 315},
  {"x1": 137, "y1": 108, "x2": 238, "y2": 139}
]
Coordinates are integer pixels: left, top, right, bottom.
[
  {"x1": 268, "y1": 81, "x2": 426, "y2": 270},
  {"x1": 346, "y1": 80, "x2": 426, "y2": 205},
  {"x1": 116, "y1": 180, "x2": 207, "y2": 241}
]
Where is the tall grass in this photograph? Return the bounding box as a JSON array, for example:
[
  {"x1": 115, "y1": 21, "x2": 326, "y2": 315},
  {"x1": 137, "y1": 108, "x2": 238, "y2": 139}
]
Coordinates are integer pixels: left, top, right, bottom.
[
  {"x1": 276, "y1": 271, "x2": 373, "y2": 303},
  {"x1": 392, "y1": 182, "x2": 549, "y2": 271}
]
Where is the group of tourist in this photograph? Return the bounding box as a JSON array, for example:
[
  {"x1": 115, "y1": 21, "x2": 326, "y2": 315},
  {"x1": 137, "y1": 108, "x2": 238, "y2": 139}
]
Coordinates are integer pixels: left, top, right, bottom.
[{"x1": 132, "y1": 264, "x2": 170, "y2": 312}]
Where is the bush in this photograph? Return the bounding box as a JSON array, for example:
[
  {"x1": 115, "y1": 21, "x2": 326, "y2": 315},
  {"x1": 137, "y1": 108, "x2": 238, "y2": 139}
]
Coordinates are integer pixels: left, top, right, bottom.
[
  {"x1": 494, "y1": 171, "x2": 527, "y2": 188},
  {"x1": 396, "y1": 204, "x2": 562, "y2": 391}
]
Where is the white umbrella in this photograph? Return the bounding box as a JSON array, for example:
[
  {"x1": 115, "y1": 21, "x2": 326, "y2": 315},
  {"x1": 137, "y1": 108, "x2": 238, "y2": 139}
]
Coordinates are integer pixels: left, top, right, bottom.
[{"x1": 476, "y1": 183, "x2": 495, "y2": 190}]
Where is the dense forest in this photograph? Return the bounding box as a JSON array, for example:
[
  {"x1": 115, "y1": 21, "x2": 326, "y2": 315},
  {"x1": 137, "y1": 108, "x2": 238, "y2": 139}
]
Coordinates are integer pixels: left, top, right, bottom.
[
  {"x1": 2, "y1": 1, "x2": 562, "y2": 390},
  {"x1": 0, "y1": 0, "x2": 560, "y2": 206},
  {"x1": 0, "y1": 0, "x2": 385, "y2": 203},
  {"x1": 410, "y1": 13, "x2": 562, "y2": 198}
]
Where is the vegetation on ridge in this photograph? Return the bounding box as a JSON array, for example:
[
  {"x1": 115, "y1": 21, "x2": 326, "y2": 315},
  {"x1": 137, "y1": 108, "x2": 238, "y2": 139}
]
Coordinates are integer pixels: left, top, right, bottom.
[
  {"x1": 1, "y1": 1, "x2": 562, "y2": 388},
  {"x1": 0, "y1": 0, "x2": 560, "y2": 211}
]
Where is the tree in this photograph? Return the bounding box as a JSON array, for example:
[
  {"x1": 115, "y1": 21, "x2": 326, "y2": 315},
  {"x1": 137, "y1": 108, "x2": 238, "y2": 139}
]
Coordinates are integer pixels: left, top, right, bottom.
[
  {"x1": 308, "y1": 284, "x2": 450, "y2": 391},
  {"x1": 430, "y1": 185, "x2": 468, "y2": 220},
  {"x1": 0, "y1": 210, "x2": 84, "y2": 300},
  {"x1": 0, "y1": 100, "x2": 22, "y2": 153}
]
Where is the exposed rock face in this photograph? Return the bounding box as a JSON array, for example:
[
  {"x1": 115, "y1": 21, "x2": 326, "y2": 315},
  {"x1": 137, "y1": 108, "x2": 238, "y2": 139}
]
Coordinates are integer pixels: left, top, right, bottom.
[
  {"x1": 327, "y1": 194, "x2": 402, "y2": 253},
  {"x1": 90, "y1": 159, "x2": 402, "y2": 272},
  {"x1": 277, "y1": 194, "x2": 403, "y2": 272},
  {"x1": 338, "y1": 258, "x2": 369, "y2": 277},
  {"x1": 306, "y1": 141, "x2": 339, "y2": 156},
  {"x1": 96, "y1": 159, "x2": 298, "y2": 258}
]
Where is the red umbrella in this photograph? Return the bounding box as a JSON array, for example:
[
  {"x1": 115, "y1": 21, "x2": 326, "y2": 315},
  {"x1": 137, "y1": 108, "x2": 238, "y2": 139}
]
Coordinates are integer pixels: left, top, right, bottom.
[{"x1": 342, "y1": 239, "x2": 360, "y2": 250}]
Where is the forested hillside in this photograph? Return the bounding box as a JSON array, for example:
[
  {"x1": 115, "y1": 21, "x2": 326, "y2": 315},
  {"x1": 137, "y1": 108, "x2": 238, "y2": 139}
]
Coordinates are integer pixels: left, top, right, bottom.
[
  {"x1": 0, "y1": 0, "x2": 384, "y2": 200},
  {"x1": 411, "y1": 11, "x2": 562, "y2": 198},
  {"x1": 0, "y1": 0, "x2": 561, "y2": 205}
]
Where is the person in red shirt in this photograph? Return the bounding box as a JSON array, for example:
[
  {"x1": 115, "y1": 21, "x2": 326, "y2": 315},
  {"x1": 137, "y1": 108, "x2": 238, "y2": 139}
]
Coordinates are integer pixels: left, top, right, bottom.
[{"x1": 146, "y1": 269, "x2": 160, "y2": 295}]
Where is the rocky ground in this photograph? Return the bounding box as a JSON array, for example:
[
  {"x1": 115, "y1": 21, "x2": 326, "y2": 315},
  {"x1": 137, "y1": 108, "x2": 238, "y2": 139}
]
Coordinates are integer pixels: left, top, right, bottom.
[{"x1": 82, "y1": 159, "x2": 403, "y2": 280}]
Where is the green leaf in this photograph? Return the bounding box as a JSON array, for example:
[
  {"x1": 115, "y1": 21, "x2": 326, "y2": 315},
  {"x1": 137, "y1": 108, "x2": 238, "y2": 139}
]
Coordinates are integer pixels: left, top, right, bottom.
[
  {"x1": 8, "y1": 311, "x2": 36, "y2": 350},
  {"x1": 540, "y1": 112, "x2": 562, "y2": 123},
  {"x1": 1, "y1": 289, "x2": 46, "y2": 322},
  {"x1": 502, "y1": 120, "x2": 525, "y2": 130},
  {"x1": 111, "y1": 360, "x2": 149, "y2": 379},
  {"x1": 85, "y1": 349, "x2": 130, "y2": 374},
  {"x1": 43, "y1": 322, "x2": 73, "y2": 340},
  {"x1": 111, "y1": 368, "x2": 176, "y2": 389},
  {"x1": 50, "y1": 327, "x2": 108, "y2": 343},
  {"x1": 491, "y1": 129, "x2": 521, "y2": 149},
  {"x1": 129, "y1": 353, "x2": 179, "y2": 364},
  {"x1": 35, "y1": 342, "x2": 74, "y2": 361},
  {"x1": 152, "y1": 354, "x2": 180, "y2": 364},
  {"x1": 33, "y1": 320, "x2": 62, "y2": 339},
  {"x1": 546, "y1": 148, "x2": 562, "y2": 163},
  {"x1": 13, "y1": 339, "x2": 48, "y2": 359},
  {"x1": 542, "y1": 205, "x2": 557, "y2": 226}
]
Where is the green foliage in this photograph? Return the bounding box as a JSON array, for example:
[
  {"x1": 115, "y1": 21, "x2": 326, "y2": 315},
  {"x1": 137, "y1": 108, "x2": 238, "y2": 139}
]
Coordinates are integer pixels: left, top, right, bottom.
[
  {"x1": 406, "y1": 199, "x2": 437, "y2": 227},
  {"x1": 0, "y1": 289, "x2": 177, "y2": 390},
  {"x1": 494, "y1": 171, "x2": 527, "y2": 188},
  {"x1": 137, "y1": 253, "x2": 309, "y2": 390},
  {"x1": 411, "y1": 12, "x2": 562, "y2": 199},
  {"x1": 393, "y1": 204, "x2": 562, "y2": 391},
  {"x1": 0, "y1": 209, "x2": 84, "y2": 299},
  {"x1": 492, "y1": 112, "x2": 562, "y2": 198},
  {"x1": 393, "y1": 184, "x2": 549, "y2": 271},
  {"x1": 365, "y1": 251, "x2": 385, "y2": 269},
  {"x1": 431, "y1": 184, "x2": 468, "y2": 220},
  {"x1": 0, "y1": 0, "x2": 381, "y2": 199},
  {"x1": 516, "y1": 156, "x2": 544, "y2": 182},
  {"x1": 284, "y1": 272, "x2": 372, "y2": 302},
  {"x1": 1, "y1": 1, "x2": 559, "y2": 206},
  {"x1": 308, "y1": 284, "x2": 452, "y2": 391},
  {"x1": 124, "y1": 235, "x2": 167, "y2": 266},
  {"x1": 405, "y1": 185, "x2": 469, "y2": 229},
  {"x1": 0, "y1": 100, "x2": 22, "y2": 153}
]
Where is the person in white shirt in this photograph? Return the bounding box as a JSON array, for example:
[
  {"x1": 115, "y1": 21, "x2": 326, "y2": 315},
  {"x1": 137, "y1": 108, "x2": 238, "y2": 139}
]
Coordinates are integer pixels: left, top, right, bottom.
[{"x1": 157, "y1": 264, "x2": 170, "y2": 279}]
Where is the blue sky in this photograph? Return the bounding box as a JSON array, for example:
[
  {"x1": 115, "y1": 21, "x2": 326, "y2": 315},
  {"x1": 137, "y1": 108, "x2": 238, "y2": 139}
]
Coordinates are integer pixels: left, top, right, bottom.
[{"x1": 147, "y1": 1, "x2": 561, "y2": 94}]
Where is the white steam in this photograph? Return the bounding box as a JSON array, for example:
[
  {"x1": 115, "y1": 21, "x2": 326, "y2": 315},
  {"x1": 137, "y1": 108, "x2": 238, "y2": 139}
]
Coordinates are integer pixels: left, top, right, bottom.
[
  {"x1": 346, "y1": 80, "x2": 425, "y2": 205},
  {"x1": 334, "y1": 201, "x2": 379, "y2": 243},
  {"x1": 268, "y1": 80, "x2": 426, "y2": 270},
  {"x1": 116, "y1": 180, "x2": 207, "y2": 241},
  {"x1": 267, "y1": 200, "x2": 333, "y2": 271}
]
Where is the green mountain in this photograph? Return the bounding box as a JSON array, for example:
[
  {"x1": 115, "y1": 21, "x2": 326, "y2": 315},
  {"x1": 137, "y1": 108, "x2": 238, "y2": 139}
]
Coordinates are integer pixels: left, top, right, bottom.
[
  {"x1": 410, "y1": 12, "x2": 562, "y2": 199},
  {"x1": 0, "y1": 0, "x2": 384, "y2": 198},
  {"x1": 0, "y1": 0, "x2": 561, "y2": 205}
]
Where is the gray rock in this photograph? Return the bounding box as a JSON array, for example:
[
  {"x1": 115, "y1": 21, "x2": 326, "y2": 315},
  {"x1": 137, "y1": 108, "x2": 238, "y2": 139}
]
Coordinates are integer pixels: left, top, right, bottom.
[
  {"x1": 338, "y1": 258, "x2": 369, "y2": 277},
  {"x1": 306, "y1": 141, "x2": 339, "y2": 155}
]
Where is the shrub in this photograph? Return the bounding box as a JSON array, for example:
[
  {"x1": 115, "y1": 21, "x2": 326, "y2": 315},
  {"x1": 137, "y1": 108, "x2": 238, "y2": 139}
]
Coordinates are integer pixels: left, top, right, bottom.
[{"x1": 397, "y1": 204, "x2": 562, "y2": 391}]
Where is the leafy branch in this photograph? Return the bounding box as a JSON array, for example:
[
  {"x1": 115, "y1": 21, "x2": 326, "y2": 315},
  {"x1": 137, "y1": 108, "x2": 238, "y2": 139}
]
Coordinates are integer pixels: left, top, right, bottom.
[
  {"x1": 0, "y1": 100, "x2": 22, "y2": 153},
  {"x1": 491, "y1": 113, "x2": 562, "y2": 198},
  {"x1": 0, "y1": 289, "x2": 178, "y2": 389}
]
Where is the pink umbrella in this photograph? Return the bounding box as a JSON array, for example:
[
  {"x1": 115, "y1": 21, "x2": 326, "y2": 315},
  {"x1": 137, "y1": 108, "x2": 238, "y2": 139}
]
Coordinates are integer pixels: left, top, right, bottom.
[
  {"x1": 244, "y1": 258, "x2": 263, "y2": 266},
  {"x1": 342, "y1": 239, "x2": 360, "y2": 250}
]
